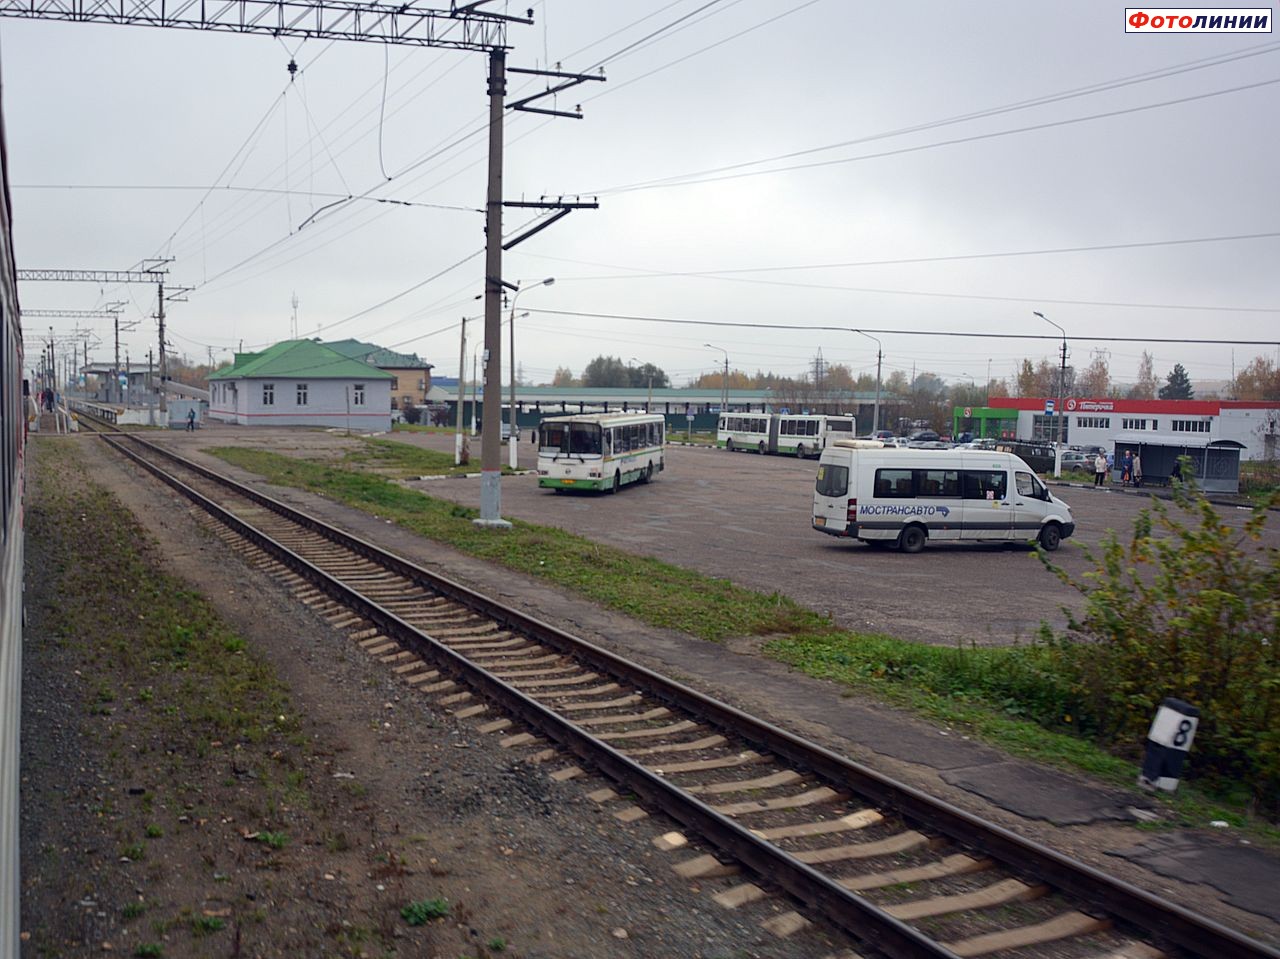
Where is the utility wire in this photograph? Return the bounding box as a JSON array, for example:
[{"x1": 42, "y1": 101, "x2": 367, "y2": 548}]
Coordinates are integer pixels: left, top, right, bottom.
[
  {"x1": 596, "y1": 76, "x2": 1280, "y2": 195},
  {"x1": 524, "y1": 308, "x2": 1280, "y2": 346},
  {"x1": 586, "y1": 40, "x2": 1280, "y2": 195},
  {"x1": 521, "y1": 231, "x2": 1280, "y2": 280}
]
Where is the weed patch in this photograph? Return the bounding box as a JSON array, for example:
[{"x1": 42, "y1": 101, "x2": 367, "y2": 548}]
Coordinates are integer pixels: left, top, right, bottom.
[{"x1": 401, "y1": 898, "x2": 450, "y2": 925}]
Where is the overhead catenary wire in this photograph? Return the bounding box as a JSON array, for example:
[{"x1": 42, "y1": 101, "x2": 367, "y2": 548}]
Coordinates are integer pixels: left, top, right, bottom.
[
  {"x1": 523, "y1": 308, "x2": 1280, "y2": 346},
  {"x1": 591, "y1": 76, "x2": 1280, "y2": 196},
  {"x1": 583, "y1": 39, "x2": 1280, "y2": 195},
  {"x1": 519, "y1": 230, "x2": 1280, "y2": 280}
]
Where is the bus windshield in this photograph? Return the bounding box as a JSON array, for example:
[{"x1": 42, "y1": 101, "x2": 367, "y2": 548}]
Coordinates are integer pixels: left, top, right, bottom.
[{"x1": 540, "y1": 422, "x2": 602, "y2": 456}]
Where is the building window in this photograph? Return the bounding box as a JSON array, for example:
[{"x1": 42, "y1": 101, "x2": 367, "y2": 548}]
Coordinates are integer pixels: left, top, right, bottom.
[
  {"x1": 1032, "y1": 414, "x2": 1068, "y2": 443},
  {"x1": 1122, "y1": 418, "x2": 1147, "y2": 431},
  {"x1": 1172, "y1": 418, "x2": 1210, "y2": 433},
  {"x1": 353, "y1": 384, "x2": 365, "y2": 407},
  {"x1": 390, "y1": 376, "x2": 399, "y2": 390},
  {"x1": 1076, "y1": 416, "x2": 1110, "y2": 429},
  {"x1": 297, "y1": 383, "x2": 308, "y2": 406},
  {"x1": 263, "y1": 383, "x2": 274, "y2": 406},
  {"x1": 418, "y1": 378, "x2": 426, "y2": 391}
]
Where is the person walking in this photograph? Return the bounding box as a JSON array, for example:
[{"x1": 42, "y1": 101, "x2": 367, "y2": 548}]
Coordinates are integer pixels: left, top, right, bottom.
[
  {"x1": 1121, "y1": 449, "x2": 1134, "y2": 487},
  {"x1": 1132, "y1": 452, "x2": 1143, "y2": 488},
  {"x1": 1093, "y1": 452, "x2": 1108, "y2": 487},
  {"x1": 186, "y1": 408, "x2": 197, "y2": 432}
]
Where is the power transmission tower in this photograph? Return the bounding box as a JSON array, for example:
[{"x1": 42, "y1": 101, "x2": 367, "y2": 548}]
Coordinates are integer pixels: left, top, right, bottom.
[
  {"x1": 21, "y1": 306, "x2": 120, "y2": 397},
  {"x1": 4, "y1": 1, "x2": 603, "y2": 526},
  {"x1": 18, "y1": 266, "x2": 177, "y2": 406}
]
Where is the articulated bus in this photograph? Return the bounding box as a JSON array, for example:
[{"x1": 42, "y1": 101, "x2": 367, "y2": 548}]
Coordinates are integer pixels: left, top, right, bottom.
[
  {"x1": 716, "y1": 412, "x2": 855, "y2": 458},
  {"x1": 537, "y1": 412, "x2": 665, "y2": 493}
]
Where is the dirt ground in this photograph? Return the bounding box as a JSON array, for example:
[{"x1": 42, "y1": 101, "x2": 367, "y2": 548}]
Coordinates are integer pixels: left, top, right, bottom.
[
  {"x1": 21, "y1": 427, "x2": 1280, "y2": 957},
  {"x1": 20, "y1": 436, "x2": 859, "y2": 959}
]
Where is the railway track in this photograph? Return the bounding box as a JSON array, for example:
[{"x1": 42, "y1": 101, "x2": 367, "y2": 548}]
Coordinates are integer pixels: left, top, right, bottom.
[{"x1": 81, "y1": 420, "x2": 1278, "y2": 959}]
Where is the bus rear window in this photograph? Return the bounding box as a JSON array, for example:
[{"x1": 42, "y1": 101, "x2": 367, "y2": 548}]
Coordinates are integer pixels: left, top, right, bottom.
[{"x1": 815, "y1": 464, "x2": 848, "y2": 497}]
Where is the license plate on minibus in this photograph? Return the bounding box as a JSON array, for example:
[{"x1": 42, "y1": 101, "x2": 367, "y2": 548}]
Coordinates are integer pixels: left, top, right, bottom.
[{"x1": 814, "y1": 516, "x2": 826, "y2": 527}]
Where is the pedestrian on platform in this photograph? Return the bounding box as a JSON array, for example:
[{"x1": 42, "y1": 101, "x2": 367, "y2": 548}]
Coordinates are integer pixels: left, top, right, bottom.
[
  {"x1": 1093, "y1": 452, "x2": 1108, "y2": 487},
  {"x1": 1132, "y1": 452, "x2": 1143, "y2": 488},
  {"x1": 186, "y1": 408, "x2": 197, "y2": 432},
  {"x1": 1121, "y1": 449, "x2": 1134, "y2": 487}
]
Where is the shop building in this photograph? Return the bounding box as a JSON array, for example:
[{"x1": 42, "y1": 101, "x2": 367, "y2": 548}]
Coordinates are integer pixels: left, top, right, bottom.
[{"x1": 953, "y1": 397, "x2": 1279, "y2": 461}]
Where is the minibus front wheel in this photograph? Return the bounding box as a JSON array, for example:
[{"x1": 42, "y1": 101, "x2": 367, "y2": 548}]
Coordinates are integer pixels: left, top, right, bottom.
[
  {"x1": 1038, "y1": 523, "x2": 1062, "y2": 551},
  {"x1": 898, "y1": 524, "x2": 927, "y2": 554}
]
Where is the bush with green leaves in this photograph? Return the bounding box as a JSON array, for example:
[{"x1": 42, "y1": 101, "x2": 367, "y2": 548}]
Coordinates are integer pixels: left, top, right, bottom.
[{"x1": 1039, "y1": 469, "x2": 1280, "y2": 814}]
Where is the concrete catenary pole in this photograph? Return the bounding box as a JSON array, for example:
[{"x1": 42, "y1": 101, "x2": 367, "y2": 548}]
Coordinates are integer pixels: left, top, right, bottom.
[
  {"x1": 477, "y1": 47, "x2": 509, "y2": 527},
  {"x1": 455, "y1": 316, "x2": 467, "y2": 465}
]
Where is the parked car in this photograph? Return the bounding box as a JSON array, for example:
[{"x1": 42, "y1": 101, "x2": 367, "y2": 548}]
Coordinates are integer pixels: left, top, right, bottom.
[
  {"x1": 390, "y1": 409, "x2": 405, "y2": 424},
  {"x1": 907, "y1": 429, "x2": 940, "y2": 444},
  {"x1": 871, "y1": 429, "x2": 895, "y2": 441},
  {"x1": 1060, "y1": 451, "x2": 1090, "y2": 471}
]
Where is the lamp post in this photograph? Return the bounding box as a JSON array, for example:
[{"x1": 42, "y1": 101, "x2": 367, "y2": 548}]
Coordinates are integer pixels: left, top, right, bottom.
[
  {"x1": 630, "y1": 356, "x2": 654, "y2": 408},
  {"x1": 1033, "y1": 311, "x2": 1068, "y2": 477},
  {"x1": 704, "y1": 343, "x2": 729, "y2": 417},
  {"x1": 851, "y1": 330, "x2": 882, "y2": 435},
  {"x1": 508, "y1": 277, "x2": 554, "y2": 469}
]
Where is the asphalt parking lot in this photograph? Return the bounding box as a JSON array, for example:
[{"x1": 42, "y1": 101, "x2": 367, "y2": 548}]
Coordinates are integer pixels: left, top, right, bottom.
[{"x1": 401, "y1": 437, "x2": 1277, "y2": 647}]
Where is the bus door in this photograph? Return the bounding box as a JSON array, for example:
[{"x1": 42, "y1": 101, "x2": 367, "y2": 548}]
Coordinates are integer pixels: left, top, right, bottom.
[
  {"x1": 915, "y1": 467, "x2": 963, "y2": 541},
  {"x1": 959, "y1": 468, "x2": 1013, "y2": 540},
  {"x1": 1009, "y1": 469, "x2": 1048, "y2": 538}
]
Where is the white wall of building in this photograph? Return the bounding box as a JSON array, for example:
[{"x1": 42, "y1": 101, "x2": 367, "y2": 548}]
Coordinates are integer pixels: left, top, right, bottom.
[
  {"x1": 209, "y1": 377, "x2": 391, "y2": 430},
  {"x1": 1012, "y1": 406, "x2": 1278, "y2": 460}
]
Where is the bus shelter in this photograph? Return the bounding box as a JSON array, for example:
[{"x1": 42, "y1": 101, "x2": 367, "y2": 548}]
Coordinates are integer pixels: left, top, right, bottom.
[{"x1": 1111, "y1": 434, "x2": 1245, "y2": 493}]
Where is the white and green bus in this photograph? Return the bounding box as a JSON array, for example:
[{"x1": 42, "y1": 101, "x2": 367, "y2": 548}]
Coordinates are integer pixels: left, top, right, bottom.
[
  {"x1": 537, "y1": 412, "x2": 666, "y2": 492},
  {"x1": 716, "y1": 412, "x2": 856, "y2": 458}
]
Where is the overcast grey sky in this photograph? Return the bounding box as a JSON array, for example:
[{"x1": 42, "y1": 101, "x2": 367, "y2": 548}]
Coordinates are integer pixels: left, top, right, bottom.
[{"x1": 3, "y1": 0, "x2": 1278, "y2": 390}]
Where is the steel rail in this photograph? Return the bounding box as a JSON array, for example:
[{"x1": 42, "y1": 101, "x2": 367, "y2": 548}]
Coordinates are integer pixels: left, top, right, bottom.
[
  {"x1": 90, "y1": 424, "x2": 1280, "y2": 959},
  {"x1": 97, "y1": 430, "x2": 954, "y2": 958}
]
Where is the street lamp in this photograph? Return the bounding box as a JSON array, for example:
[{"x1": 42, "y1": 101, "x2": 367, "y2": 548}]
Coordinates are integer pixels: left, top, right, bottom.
[
  {"x1": 508, "y1": 277, "x2": 554, "y2": 469},
  {"x1": 1033, "y1": 310, "x2": 1068, "y2": 477},
  {"x1": 855, "y1": 330, "x2": 885, "y2": 432},
  {"x1": 629, "y1": 357, "x2": 654, "y2": 408},
  {"x1": 704, "y1": 343, "x2": 729, "y2": 417}
]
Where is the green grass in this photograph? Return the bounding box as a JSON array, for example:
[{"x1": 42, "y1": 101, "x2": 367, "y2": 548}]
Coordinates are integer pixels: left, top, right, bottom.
[
  {"x1": 209, "y1": 446, "x2": 823, "y2": 642},
  {"x1": 206, "y1": 444, "x2": 1278, "y2": 832},
  {"x1": 766, "y1": 632, "x2": 1133, "y2": 779},
  {"x1": 336, "y1": 436, "x2": 496, "y2": 479}
]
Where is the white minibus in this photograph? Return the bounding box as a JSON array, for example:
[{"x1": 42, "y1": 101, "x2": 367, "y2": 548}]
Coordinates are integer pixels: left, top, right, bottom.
[{"x1": 812, "y1": 440, "x2": 1075, "y2": 552}]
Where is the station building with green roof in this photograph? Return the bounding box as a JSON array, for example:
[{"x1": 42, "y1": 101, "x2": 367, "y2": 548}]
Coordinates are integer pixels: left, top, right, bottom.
[
  {"x1": 207, "y1": 339, "x2": 394, "y2": 430},
  {"x1": 324, "y1": 339, "x2": 434, "y2": 411}
]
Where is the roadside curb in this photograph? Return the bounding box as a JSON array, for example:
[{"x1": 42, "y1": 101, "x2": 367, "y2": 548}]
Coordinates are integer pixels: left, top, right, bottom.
[
  {"x1": 410, "y1": 469, "x2": 537, "y2": 482},
  {"x1": 1045, "y1": 479, "x2": 1271, "y2": 511}
]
